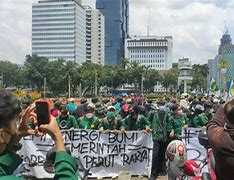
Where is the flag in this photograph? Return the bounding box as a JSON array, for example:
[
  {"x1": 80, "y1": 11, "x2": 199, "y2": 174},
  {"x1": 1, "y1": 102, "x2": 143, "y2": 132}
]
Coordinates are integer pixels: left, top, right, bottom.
[
  {"x1": 210, "y1": 78, "x2": 219, "y2": 92},
  {"x1": 229, "y1": 80, "x2": 234, "y2": 97}
]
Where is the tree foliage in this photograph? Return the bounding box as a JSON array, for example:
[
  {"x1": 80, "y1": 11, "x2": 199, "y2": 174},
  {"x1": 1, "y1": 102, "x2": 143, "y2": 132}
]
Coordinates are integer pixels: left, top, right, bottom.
[
  {"x1": 0, "y1": 61, "x2": 23, "y2": 88},
  {"x1": 162, "y1": 67, "x2": 179, "y2": 92},
  {"x1": 0, "y1": 55, "x2": 209, "y2": 96},
  {"x1": 190, "y1": 64, "x2": 208, "y2": 92},
  {"x1": 23, "y1": 55, "x2": 49, "y2": 92},
  {"x1": 45, "y1": 59, "x2": 67, "y2": 96}
]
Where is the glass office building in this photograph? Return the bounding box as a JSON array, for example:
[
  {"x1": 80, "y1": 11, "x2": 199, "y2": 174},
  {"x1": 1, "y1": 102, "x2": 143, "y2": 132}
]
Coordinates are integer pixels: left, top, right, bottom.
[
  {"x1": 208, "y1": 32, "x2": 234, "y2": 91},
  {"x1": 96, "y1": 0, "x2": 129, "y2": 65},
  {"x1": 32, "y1": 0, "x2": 86, "y2": 64}
]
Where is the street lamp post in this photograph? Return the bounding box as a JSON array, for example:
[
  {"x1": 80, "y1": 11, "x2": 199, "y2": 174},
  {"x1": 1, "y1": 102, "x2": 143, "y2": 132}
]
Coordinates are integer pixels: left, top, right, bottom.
[
  {"x1": 111, "y1": 70, "x2": 114, "y2": 95},
  {"x1": 43, "y1": 77, "x2": 46, "y2": 98},
  {"x1": 95, "y1": 70, "x2": 98, "y2": 97},
  {"x1": 68, "y1": 75, "x2": 71, "y2": 98},
  {"x1": 0, "y1": 73, "x2": 3, "y2": 88},
  {"x1": 141, "y1": 74, "x2": 144, "y2": 95},
  {"x1": 111, "y1": 78, "x2": 114, "y2": 95}
]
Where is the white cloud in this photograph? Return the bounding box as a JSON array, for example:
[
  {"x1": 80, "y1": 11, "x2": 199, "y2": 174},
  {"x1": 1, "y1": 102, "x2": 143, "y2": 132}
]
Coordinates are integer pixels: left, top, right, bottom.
[
  {"x1": 228, "y1": 0, "x2": 234, "y2": 6},
  {"x1": 0, "y1": 0, "x2": 35, "y2": 64},
  {"x1": 130, "y1": 0, "x2": 234, "y2": 64},
  {"x1": 0, "y1": 0, "x2": 233, "y2": 64}
]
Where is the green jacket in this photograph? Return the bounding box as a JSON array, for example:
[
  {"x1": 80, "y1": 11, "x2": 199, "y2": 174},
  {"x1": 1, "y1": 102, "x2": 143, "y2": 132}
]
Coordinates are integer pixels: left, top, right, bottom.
[
  {"x1": 0, "y1": 151, "x2": 78, "y2": 180},
  {"x1": 204, "y1": 112, "x2": 213, "y2": 121},
  {"x1": 56, "y1": 115, "x2": 79, "y2": 130},
  {"x1": 148, "y1": 111, "x2": 168, "y2": 141},
  {"x1": 54, "y1": 151, "x2": 78, "y2": 180},
  {"x1": 190, "y1": 113, "x2": 209, "y2": 128},
  {"x1": 98, "y1": 115, "x2": 124, "y2": 130},
  {"x1": 122, "y1": 114, "x2": 151, "y2": 131},
  {"x1": 167, "y1": 115, "x2": 188, "y2": 137},
  {"x1": 0, "y1": 151, "x2": 22, "y2": 179},
  {"x1": 78, "y1": 116, "x2": 100, "y2": 129}
]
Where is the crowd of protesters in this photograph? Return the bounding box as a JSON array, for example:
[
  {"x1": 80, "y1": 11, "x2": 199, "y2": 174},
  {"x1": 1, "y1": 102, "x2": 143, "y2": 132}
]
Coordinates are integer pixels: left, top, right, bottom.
[{"x1": 19, "y1": 93, "x2": 223, "y2": 180}]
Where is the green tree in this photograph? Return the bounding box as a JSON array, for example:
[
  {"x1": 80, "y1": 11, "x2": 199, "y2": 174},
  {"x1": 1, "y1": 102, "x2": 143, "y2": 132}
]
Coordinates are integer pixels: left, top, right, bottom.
[
  {"x1": 111, "y1": 59, "x2": 129, "y2": 88},
  {"x1": 23, "y1": 55, "x2": 49, "y2": 92},
  {"x1": 65, "y1": 61, "x2": 81, "y2": 96},
  {"x1": 44, "y1": 59, "x2": 67, "y2": 96},
  {"x1": 144, "y1": 68, "x2": 162, "y2": 93},
  {"x1": 98, "y1": 65, "x2": 112, "y2": 88},
  {"x1": 190, "y1": 64, "x2": 208, "y2": 92},
  {"x1": 126, "y1": 61, "x2": 144, "y2": 89},
  {"x1": 79, "y1": 62, "x2": 102, "y2": 96},
  {"x1": 0, "y1": 60, "x2": 23, "y2": 88},
  {"x1": 162, "y1": 67, "x2": 179, "y2": 93}
]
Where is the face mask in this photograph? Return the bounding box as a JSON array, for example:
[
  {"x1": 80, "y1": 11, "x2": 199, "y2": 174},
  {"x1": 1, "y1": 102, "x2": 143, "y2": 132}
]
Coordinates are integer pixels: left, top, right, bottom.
[
  {"x1": 209, "y1": 109, "x2": 214, "y2": 113},
  {"x1": 107, "y1": 112, "x2": 115, "y2": 121},
  {"x1": 86, "y1": 113, "x2": 93, "y2": 119}
]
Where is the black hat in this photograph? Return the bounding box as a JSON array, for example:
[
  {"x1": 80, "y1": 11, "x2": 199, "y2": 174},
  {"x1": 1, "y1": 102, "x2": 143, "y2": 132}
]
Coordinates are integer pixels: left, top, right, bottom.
[{"x1": 80, "y1": 98, "x2": 87, "y2": 104}]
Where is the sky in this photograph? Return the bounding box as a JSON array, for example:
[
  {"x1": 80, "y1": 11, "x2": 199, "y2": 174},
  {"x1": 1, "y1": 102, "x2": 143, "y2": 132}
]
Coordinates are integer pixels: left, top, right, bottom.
[{"x1": 0, "y1": 0, "x2": 234, "y2": 64}]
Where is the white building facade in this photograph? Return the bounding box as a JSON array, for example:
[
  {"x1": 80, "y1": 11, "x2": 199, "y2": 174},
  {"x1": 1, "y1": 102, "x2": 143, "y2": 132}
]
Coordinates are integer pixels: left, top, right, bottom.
[
  {"x1": 125, "y1": 36, "x2": 173, "y2": 70},
  {"x1": 32, "y1": 0, "x2": 86, "y2": 64},
  {"x1": 84, "y1": 5, "x2": 105, "y2": 65},
  {"x1": 125, "y1": 36, "x2": 173, "y2": 92}
]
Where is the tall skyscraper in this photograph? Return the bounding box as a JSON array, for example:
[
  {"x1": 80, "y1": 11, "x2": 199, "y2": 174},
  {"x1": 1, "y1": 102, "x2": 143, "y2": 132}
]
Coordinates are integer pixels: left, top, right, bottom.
[
  {"x1": 83, "y1": 5, "x2": 105, "y2": 65},
  {"x1": 32, "y1": 0, "x2": 86, "y2": 64},
  {"x1": 96, "y1": 0, "x2": 129, "y2": 65},
  {"x1": 125, "y1": 36, "x2": 173, "y2": 70},
  {"x1": 219, "y1": 32, "x2": 234, "y2": 83},
  {"x1": 208, "y1": 31, "x2": 234, "y2": 91}
]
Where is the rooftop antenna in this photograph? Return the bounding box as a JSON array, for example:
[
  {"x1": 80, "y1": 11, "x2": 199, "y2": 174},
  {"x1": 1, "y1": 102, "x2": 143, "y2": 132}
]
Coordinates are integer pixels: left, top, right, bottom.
[
  {"x1": 224, "y1": 20, "x2": 228, "y2": 34},
  {"x1": 147, "y1": 7, "x2": 151, "y2": 36},
  {"x1": 218, "y1": 21, "x2": 229, "y2": 35}
]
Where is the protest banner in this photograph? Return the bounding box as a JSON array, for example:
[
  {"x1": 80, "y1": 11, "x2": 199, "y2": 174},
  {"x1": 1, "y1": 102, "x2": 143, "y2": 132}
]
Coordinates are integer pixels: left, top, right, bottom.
[
  {"x1": 181, "y1": 128, "x2": 208, "y2": 172},
  {"x1": 19, "y1": 129, "x2": 153, "y2": 178}
]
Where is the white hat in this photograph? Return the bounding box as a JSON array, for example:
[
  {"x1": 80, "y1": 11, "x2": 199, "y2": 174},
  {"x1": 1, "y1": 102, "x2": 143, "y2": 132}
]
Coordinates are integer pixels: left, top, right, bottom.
[
  {"x1": 68, "y1": 98, "x2": 74, "y2": 102},
  {"x1": 195, "y1": 104, "x2": 204, "y2": 111},
  {"x1": 213, "y1": 98, "x2": 219, "y2": 103},
  {"x1": 87, "y1": 103, "x2": 95, "y2": 109},
  {"x1": 107, "y1": 106, "x2": 116, "y2": 111}
]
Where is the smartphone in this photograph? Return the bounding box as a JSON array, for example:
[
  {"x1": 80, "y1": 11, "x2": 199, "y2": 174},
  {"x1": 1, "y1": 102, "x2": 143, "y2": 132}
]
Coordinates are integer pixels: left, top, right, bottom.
[{"x1": 35, "y1": 100, "x2": 51, "y2": 126}]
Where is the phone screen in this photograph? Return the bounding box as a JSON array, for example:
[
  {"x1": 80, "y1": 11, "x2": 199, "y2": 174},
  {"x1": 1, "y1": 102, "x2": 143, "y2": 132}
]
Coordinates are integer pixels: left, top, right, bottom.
[{"x1": 36, "y1": 101, "x2": 50, "y2": 126}]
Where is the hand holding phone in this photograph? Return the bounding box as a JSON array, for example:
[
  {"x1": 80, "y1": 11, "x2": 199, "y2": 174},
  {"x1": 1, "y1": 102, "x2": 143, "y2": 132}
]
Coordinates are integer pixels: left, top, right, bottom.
[{"x1": 35, "y1": 100, "x2": 51, "y2": 126}]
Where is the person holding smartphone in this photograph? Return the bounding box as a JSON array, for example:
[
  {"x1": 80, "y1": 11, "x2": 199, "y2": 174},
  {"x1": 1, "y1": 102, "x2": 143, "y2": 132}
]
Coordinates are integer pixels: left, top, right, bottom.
[
  {"x1": 207, "y1": 98, "x2": 234, "y2": 180},
  {"x1": 0, "y1": 90, "x2": 78, "y2": 180}
]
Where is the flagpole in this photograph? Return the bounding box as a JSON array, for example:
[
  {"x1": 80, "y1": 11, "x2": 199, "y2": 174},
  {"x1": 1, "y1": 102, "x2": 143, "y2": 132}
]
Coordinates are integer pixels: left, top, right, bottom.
[{"x1": 228, "y1": 79, "x2": 234, "y2": 99}]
